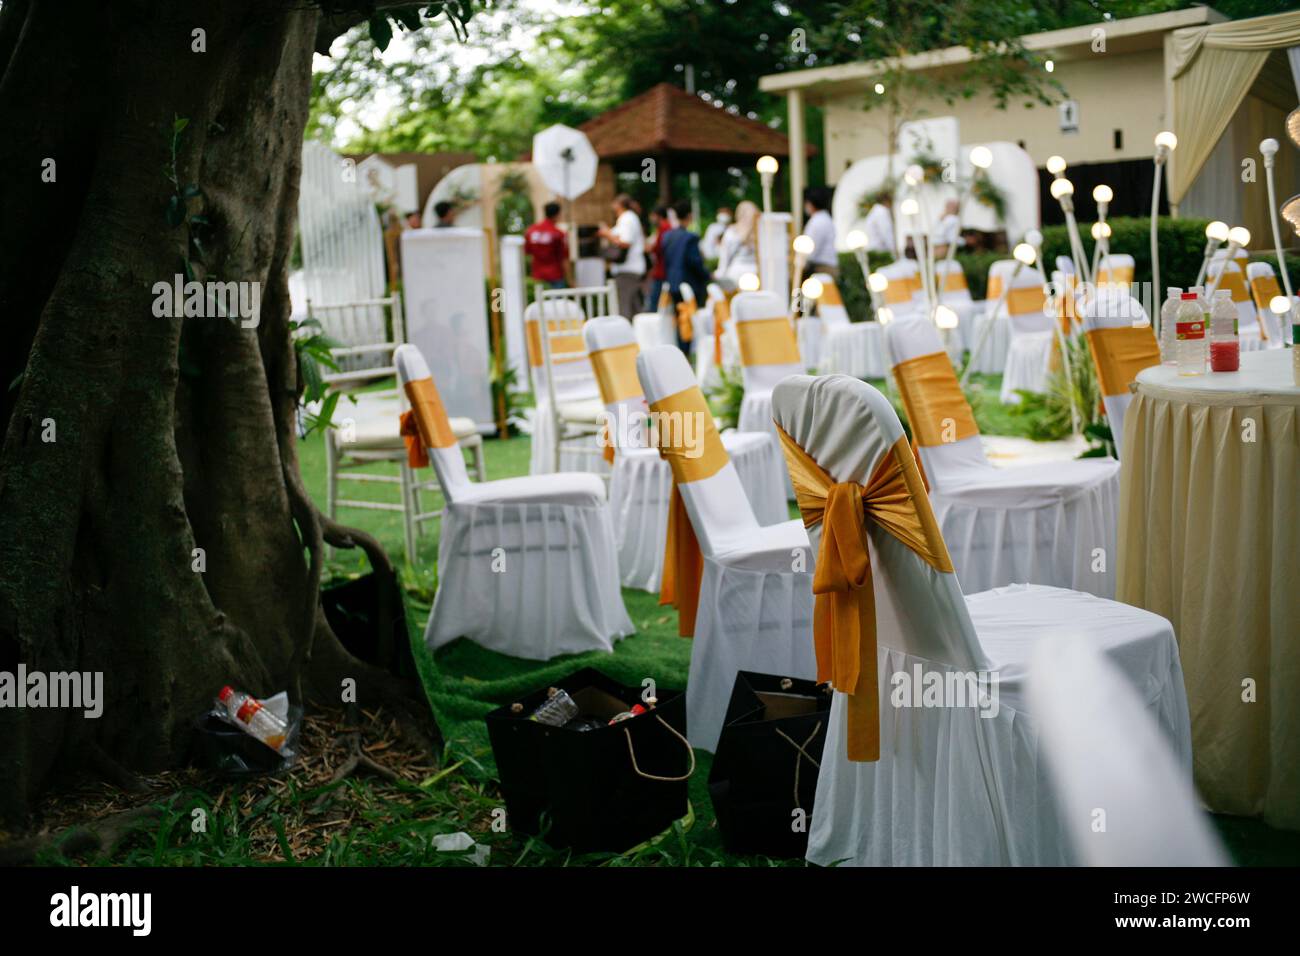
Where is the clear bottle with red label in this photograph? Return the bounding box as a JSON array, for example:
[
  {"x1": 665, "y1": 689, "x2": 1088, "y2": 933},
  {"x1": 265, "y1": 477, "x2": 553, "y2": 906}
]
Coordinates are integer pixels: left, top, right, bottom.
[
  {"x1": 1176, "y1": 292, "x2": 1206, "y2": 376},
  {"x1": 1209, "y1": 289, "x2": 1239, "y2": 372},
  {"x1": 217, "y1": 686, "x2": 288, "y2": 752}
]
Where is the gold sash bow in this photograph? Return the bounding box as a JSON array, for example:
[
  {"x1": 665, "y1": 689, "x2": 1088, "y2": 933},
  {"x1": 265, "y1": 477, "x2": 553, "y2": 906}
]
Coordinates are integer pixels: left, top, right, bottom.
[
  {"x1": 526, "y1": 320, "x2": 585, "y2": 368},
  {"x1": 891, "y1": 352, "x2": 979, "y2": 448},
  {"x1": 590, "y1": 342, "x2": 642, "y2": 463},
  {"x1": 776, "y1": 424, "x2": 954, "y2": 761},
  {"x1": 649, "y1": 385, "x2": 729, "y2": 637},
  {"x1": 737, "y1": 317, "x2": 800, "y2": 367},
  {"x1": 676, "y1": 298, "x2": 696, "y2": 343},
  {"x1": 401, "y1": 377, "x2": 457, "y2": 467},
  {"x1": 1084, "y1": 326, "x2": 1161, "y2": 397},
  {"x1": 1005, "y1": 285, "x2": 1047, "y2": 316},
  {"x1": 1249, "y1": 275, "x2": 1280, "y2": 341}
]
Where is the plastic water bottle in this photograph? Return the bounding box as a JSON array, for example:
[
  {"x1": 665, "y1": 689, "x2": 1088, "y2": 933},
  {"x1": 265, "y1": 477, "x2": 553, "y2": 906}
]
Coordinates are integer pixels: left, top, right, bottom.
[
  {"x1": 1159, "y1": 287, "x2": 1182, "y2": 365},
  {"x1": 1209, "y1": 289, "x2": 1239, "y2": 372},
  {"x1": 1176, "y1": 292, "x2": 1206, "y2": 376},
  {"x1": 217, "y1": 686, "x2": 288, "y2": 752},
  {"x1": 529, "y1": 687, "x2": 580, "y2": 727}
]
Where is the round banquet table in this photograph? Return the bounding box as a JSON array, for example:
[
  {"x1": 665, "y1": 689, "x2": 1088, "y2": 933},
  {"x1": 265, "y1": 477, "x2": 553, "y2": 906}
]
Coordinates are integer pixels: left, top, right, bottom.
[{"x1": 1118, "y1": 348, "x2": 1300, "y2": 830}]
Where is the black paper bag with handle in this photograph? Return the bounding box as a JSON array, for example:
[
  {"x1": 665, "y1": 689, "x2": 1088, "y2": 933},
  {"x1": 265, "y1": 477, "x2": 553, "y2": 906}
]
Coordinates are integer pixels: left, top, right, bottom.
[
  {"x1": 485, "y1": 667, "x2": 692, "y2": 854},
  {"x1": 708, "y1": 670, "x2": 832, "y2": 858}
]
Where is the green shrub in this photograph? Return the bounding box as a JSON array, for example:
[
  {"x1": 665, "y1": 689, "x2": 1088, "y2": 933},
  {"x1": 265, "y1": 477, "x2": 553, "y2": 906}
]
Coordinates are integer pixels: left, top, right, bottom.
[
  {"x1": 836, "y1": 250, "x2": 892, "y2": 322},
  {"x1": 1038, "y1": 215, "x2": 1211, "y2": 292}
]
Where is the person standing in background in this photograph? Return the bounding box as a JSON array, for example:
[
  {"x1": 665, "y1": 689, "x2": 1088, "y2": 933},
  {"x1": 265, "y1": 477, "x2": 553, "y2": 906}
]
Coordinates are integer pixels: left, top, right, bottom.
[
  {"x1": 646, "y1": 204, "x2": 674, "y2": 311},
  {"x1": 933, "y1": 198, "x2": 962, "y2": 258},
  {"x1": 863, "y1": 191, "x2": 895, "y2": 256},
  {"x1": 524, "y1": 201, "x2": 568, "y2": 289},
  {"x1": 714, "y1": 200, "x2": 759, "y2": 285},
  {"x1": 597, "y1": 193, "x2": 646, "y2": 317},
  {"x1": 661, "y1": 198, "x2": 709, "y2": 355},
  {"x1": 802, "y1": 186, "x2": 838, "y2": 281},
  {"x1": 701, "y1": 206, "x2": 731, "y2": 260}
]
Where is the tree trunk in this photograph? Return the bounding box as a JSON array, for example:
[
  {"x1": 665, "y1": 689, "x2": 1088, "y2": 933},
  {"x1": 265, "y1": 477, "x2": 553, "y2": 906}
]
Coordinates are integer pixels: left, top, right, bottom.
[{"x1": 0, "y1": 0, "x2": 412, "y2": 824}]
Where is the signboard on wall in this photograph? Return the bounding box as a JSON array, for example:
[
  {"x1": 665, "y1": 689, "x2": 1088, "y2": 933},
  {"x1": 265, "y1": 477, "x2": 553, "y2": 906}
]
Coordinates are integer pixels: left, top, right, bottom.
[{"x1": 1059, "y1": 100, "x2": 1080, "y2": 134}]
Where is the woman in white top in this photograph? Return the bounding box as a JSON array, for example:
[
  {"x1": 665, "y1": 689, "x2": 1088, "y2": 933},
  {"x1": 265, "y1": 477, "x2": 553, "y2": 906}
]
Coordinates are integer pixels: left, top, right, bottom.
[
  {"x1": 714, "y1": 200, "x2": 760, "y2": 284},
  {"x1": 598, "y1": 194, "x2": 647, "y2": 316}
]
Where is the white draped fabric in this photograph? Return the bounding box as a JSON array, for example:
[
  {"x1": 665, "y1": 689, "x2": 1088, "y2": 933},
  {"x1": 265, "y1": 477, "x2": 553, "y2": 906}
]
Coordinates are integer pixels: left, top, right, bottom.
[
  {"x1": 769, "y1": 373, "x2": 1190, "y2": 866},
  {"x1": 396, "y1": 346, "x2": 632, "y2": 661},
  {"x1": 635, "y1": 345, "x2": 816, "y2": 753},
  {"x1": 1030, "y1": 639, "x2": 1225, "y2": 866}
]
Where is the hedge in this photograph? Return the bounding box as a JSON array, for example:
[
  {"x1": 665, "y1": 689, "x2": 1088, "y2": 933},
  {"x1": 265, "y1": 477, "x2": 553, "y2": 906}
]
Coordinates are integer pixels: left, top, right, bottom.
[{"x1": 835, "y1": 216, "x2": 1299, "y2": 321}]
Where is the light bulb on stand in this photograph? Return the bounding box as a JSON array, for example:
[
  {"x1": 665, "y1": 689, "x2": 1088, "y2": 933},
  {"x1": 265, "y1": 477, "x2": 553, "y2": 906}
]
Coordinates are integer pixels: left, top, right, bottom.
[
  {"x1": 738, "y1": 272, "x2": 760, "y2": 292},
  {"x1": 756, "y1": 155, "x2": 779, "y2": 215},
  {"x1": 904, "y1": 164, "x2": 924, "y2": 186},
  {"x1": 1207, "y1": 227, "x2": 1251, "y2": 297},
  {"x1": 969, "y1": 146, "x2": 993, "y2": 170},
  {"x1": 1013, "y1": 243, "x2": 1037, "y2": 266},
  {"x1": 1150, "y1": 132, "x2": 1178, "y2": 315},
  {"x1": 935, "y1": 305, "x2": 959, "y2": 330},
  {"x1": 1195, "y1": 220, "x2": 1231, "y2": 286},
  {"x1": 1046, "y1": 155, "x2": 1067, "y2": 177}
]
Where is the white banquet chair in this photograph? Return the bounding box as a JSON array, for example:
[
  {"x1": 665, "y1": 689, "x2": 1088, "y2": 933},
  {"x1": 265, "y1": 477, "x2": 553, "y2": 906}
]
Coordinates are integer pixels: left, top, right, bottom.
[
  {"x1": 810, "y1": 272, "x2": 887, "y2": 378},
  {"x1": 396, "y1": 343, "x2": 632, "y2": 660},
  {"x1": 1029, "y1": 638, "x2": 1221, "y2": 866},
  {"x1": 1080, "y1": 287, "x2": 1160, "y2": 453},
  {"x1": 691, "y1": 283, "x2": 728, "y2": 388},
  {"x1": 998, "y1": 269, "x2": 1054, "y2": 404},
  {"x1": 966, "y1": 259, "x2": 1017, "y2": 374},
  {"x1": 877, "y1": 259, "x2": 925, "y2": 318},
  {"x1": 315, "y1": 294, "x2": 484, "y2": 564},
  {"x1": 887, "y1": 318, "x2": 1119, "y2": 598},
  {"x1": 1246, "y1": 260, "x2": 1291, "y2": 346},
  {"x1": 583, "y1": 316, "x2": 787, "y2": 592},
  {"x1": 1096, "y1": 253, "x2": 1135, "y2": 288},
  {"x1": 636, "y1": 345, "x2": 816, "y2": 751},
  {"x1": 933, "y1": 259, "x2": 977, "y2": 352},
  {"x1": 770, "y1": 372, "x2": 1190, "y2": 866},
  {"x1": 524, "y1": 298, "x2": 608, "y2": 477},
  {"x1": 732, "y1": 289, "x2": 804, "y2": 439},
  {"x1": 1206, "y1": 259, "x2": 1267, "y2": 352}
]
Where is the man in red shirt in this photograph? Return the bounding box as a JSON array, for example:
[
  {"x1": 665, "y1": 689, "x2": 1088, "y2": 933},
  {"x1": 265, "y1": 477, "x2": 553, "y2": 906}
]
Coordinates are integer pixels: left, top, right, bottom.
[{"x1": 523, "y1": 202, "x2": 568, "y2": 288}]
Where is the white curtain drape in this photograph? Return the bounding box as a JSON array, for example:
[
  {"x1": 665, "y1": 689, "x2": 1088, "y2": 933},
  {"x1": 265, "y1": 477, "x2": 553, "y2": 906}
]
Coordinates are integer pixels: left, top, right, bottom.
[{"x1": 1167, "y1": 11, "x2": 1300, "y2": 204}]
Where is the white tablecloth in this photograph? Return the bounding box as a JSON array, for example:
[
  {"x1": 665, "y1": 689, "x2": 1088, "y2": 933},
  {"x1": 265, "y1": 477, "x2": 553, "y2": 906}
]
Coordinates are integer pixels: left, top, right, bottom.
[{"x1": 1118, "y1": 347, "x2": 1300, "y2": 829}]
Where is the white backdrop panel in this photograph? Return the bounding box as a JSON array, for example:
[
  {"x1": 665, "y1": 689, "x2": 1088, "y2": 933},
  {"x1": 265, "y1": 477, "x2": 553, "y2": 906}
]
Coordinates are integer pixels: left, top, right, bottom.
[{"x1": 401, "y1": 228, "x2": 494, "y2": 428}]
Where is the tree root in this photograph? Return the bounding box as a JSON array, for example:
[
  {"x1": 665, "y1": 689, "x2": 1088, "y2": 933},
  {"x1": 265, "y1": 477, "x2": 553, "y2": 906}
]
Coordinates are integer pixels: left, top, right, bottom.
[
  {"x1": 310, "y1": 705, "x2": 402, "y2": 811},
  {"x1": 0, "y1": 803, "x2": 164, "y2": 866},
  {"x1": 87, "y1": 741, "x2": 150, "y2": 795}
]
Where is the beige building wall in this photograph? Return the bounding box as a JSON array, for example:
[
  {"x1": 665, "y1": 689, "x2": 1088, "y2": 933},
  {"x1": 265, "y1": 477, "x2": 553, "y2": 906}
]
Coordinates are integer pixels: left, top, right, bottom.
[{"x1": 821, "y1": 48, "x2": 1169, "y2": 182}]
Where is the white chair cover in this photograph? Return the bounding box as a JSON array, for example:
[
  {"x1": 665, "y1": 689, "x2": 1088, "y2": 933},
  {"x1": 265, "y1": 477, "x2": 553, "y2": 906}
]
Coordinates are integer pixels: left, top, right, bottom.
[
  {"x1": 524, "y1": 299, "x2": 609, "y2": 477},
  {"x1": 966, "y1": 259, "x2": 1017, "y2": 374},
  {"x1": 583, "y1": 316, "x2": 787, "y2": 592},
  {"x1": 770, "y1": 373, "x2": 1191, "y2": 866},
  {"x1": 1080, "y1": 287, "x2": 1152, "y2": 449},
  {"x1": 635, "y1": 345, "x2": 816, "y2": 751},
  {"x1": 887, "y1": 318, "x2": 1120, "y2": 597},
  {"x1": 1029, "y1": 638, "x2": 1222, "y2": 866},
  {"x1": 999, "y1": 268, "x2": 1055, "y2": 404},
  {"x1": 933, "y1": 259, "x2": 978, "y2": 353},
  {"x1": 732, "y1": 290, "x2": 802, "y2": 434},
  {"x1": 811, "y1": 272, "x2": 887, "y2": 378},
  {"x1": 632, "y1": 310, "x2": 677, "y2": 352},
  {"x1": 396, "y1": 344, "x2": 632, "y2": 660},
  {"x1": 878, "y1": 258, "x2": 925, "y2": 319},
  {"x1": 1096, "y1": 252, "x2": 1135, "y2": 288}
]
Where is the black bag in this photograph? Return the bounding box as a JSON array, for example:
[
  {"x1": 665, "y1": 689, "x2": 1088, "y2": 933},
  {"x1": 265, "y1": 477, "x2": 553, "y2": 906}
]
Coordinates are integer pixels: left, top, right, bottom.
[
  {"x1": 321, "y1": 572, "x2": 415, "y2": 681},
  {"x1": 600, "y1": 240, "x2": 628, "y2": 264},
  {"x1": 486, "y1": 668, "x2": 692, "y2": 853},
  {"x1": 708, "y1": 670, "x2": 832, "y2": 858}
]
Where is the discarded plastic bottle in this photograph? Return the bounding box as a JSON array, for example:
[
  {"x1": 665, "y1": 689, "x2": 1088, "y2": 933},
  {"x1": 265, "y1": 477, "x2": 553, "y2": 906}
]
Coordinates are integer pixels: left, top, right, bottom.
[
  {"x1": 217, "y1": 686, "x2": 288, "y2": 752},
  {"x1": 529, "y1": 687, "x2": 580, "y2": 727}
]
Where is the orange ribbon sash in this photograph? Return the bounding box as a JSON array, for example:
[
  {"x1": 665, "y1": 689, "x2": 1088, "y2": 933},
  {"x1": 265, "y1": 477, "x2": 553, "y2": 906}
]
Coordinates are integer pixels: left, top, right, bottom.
[
  {"x1": 1084, "y1": 326, "x2": 1161, "y2": 398},
  {"x1": 891, "y1": 352, "x2": 979, "y2": 448},
  {"x1": 777, "y1": 425, "x2": 954, "y2": 761},
  {"x1": 737, "y1": 317, "x2": 800, "y2": 367}
]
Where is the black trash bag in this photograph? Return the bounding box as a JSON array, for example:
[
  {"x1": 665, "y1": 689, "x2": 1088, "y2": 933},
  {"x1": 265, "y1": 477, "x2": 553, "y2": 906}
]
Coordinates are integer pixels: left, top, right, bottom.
[
  {"x1": 321, "y1": 571, "x2": 415, "y2": 680},
  {"x1": 708, "y1": 670, "x2": 832, "y2": 858},
  {"x1": 486, "y1": 667, "x2": 691, "y2": 853},
  {"x1": 190, "y1": 697, "x2": 303, "y2": 778}
]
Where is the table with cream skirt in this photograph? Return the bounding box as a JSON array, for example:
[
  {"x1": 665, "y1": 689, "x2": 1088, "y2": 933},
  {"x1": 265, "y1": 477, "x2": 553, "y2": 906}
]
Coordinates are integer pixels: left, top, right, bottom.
[{"x1": 1117, "y1": 347, "x2": 1300, "y2": 830}]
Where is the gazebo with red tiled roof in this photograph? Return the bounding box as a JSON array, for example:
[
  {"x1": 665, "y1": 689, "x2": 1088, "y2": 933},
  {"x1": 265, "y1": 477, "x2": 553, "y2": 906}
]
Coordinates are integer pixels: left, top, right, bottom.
[{"x1": 580, "y1": 82, "x2": 806, "y2": 204}]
